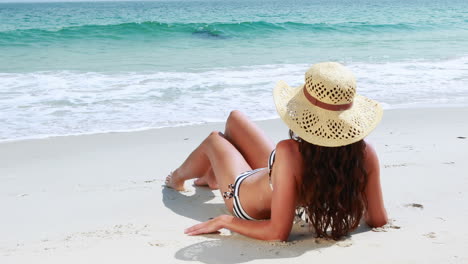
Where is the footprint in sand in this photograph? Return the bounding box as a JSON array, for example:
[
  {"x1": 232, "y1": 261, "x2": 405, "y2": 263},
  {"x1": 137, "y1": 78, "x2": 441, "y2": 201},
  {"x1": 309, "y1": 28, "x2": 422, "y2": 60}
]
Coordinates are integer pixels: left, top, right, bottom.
[
  {"x1": 405, "y1": 203, "x2": 424, "y2": 209},
  {"x1": 423, "y1": 232, "x2": 436, "y2": 239},
  {"x1": 372, "y1": 224, "x2": 401, "y2": 232},
  {"x1": 336, "y1": 240, "x2": 353, "y2": 247},
  {"x1": 148, "y1": 242, "x2": 164, "y2": 247},
  {"x1": 383, "y1": 163, "x2": 408, "y2": 168},
  {"x1": 372, "y1": 219, "x2": 401, "y2": 232}
]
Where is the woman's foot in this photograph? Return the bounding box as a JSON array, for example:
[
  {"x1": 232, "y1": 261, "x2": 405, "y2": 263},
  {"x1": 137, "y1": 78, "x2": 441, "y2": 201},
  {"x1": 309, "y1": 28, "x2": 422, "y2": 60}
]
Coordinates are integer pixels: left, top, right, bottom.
[
  {"x1": 193, "y1": 169, "x2": 219, "y2": 190},
  {"x1": 165, "y1": 170, "x2": 185, "y2": 191},
  {"x1": 194, "y1": 176, "x2": 219, "y2": 190}
]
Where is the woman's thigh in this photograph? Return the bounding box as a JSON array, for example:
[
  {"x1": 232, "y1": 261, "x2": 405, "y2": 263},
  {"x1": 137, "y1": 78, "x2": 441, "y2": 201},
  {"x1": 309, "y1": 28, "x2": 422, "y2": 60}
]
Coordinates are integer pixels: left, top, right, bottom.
[
  {"x1": 204, "y1": 131, "x2": 253, "y2": 211},
  {"x1": 224, "y1": 110, "x2": 275, "y2": 168}
]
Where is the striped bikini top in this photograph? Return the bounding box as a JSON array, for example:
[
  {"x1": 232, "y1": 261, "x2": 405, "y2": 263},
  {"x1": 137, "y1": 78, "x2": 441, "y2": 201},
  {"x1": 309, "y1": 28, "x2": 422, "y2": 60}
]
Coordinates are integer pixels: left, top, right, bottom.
[{"x1": 268, "y1": 149, "x2": 276, "y2": 190}]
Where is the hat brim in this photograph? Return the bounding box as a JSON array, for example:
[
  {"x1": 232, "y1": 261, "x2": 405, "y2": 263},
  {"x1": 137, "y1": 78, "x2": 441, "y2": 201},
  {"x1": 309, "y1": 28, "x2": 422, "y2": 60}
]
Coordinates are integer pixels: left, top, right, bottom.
[{"x1": 273, "y1": 80, "x2": 383, "y2": 147}]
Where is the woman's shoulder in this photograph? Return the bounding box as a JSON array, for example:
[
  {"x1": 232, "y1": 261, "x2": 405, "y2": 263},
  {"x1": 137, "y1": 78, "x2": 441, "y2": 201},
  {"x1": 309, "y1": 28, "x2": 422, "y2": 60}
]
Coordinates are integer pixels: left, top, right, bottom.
[
  {"x1": 271, "y1": 140, "x2": 303, "y2": 188},
  {"x1": 274, "y1": 140, "x2": 303, "y2": 171},
  {"x1": 363, "y1": 140, "x2": 380, "y2": 175},
  {"x1": 364, "y1": 140, "x2": 377, "y2": 155},
  {"x1": 275, "y1": 139, "x2": 300, "y2": 154}
]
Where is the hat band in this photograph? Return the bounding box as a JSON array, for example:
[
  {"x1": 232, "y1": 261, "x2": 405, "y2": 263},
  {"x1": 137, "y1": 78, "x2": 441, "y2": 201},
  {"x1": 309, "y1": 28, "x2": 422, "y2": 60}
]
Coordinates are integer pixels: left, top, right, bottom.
[{"x1": 303, "y1": 86, "x2": 353, "y2": 111}]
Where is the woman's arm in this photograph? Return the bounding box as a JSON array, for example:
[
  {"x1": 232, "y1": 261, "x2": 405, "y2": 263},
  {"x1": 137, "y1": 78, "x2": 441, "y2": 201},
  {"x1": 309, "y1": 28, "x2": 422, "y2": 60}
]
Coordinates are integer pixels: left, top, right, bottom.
[
  {"x1": 185, "y1": 215, "x2": 285, "y2": 241},
  {"x1": 185, "y1": 141, "x2": 300, "y2": 241},
  {"x1": 363, "y1": 143, "x2": 388, "y2": 227}
]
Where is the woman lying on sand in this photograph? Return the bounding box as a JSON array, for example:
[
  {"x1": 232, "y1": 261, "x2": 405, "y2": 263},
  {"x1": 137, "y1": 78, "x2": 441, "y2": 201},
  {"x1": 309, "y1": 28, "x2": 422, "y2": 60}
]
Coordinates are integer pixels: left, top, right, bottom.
[{"x1": 166, "y1": 62, "x2": 388, "y2": 241}]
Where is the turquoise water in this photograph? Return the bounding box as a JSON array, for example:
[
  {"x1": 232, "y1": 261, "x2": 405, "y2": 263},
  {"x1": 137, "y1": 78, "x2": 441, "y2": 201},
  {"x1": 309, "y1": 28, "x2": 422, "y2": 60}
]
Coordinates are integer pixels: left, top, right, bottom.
[
  {"x1": 1, "y1": 0, "x2": 467, "y2": 71},
  {"x1": 0, "y1": 0, "x2": 467, "y2": 140}
]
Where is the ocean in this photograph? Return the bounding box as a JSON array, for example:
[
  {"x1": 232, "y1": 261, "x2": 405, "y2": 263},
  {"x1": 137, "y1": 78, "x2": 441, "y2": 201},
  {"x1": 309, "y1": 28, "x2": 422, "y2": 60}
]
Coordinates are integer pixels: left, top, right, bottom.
[{"x1": 0, "y1": 0, "x2": 467, "y2": 141}]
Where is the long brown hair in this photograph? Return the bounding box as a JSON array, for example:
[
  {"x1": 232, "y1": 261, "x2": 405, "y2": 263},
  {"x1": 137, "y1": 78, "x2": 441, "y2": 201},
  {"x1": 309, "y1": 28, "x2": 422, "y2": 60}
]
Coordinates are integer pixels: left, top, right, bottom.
[{"x1": 290, "y1": 130, "x2": 368, "y2": 240}]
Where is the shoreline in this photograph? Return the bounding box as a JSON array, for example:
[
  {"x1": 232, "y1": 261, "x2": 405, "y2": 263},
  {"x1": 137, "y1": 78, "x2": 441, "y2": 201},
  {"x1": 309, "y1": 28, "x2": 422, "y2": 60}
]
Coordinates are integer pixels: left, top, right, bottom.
[
  {"x1": 1, "y1": 105, "x2": 467, "y2": 144},
  {"x1": 1, "y1": 107, "x2": 467, "y2": 263}
]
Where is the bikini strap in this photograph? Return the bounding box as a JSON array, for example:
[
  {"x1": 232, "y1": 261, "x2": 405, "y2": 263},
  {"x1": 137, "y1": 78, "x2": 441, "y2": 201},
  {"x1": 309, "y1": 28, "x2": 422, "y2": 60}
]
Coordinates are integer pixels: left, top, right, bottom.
[{"x1": 268, "y1": 149, "x2": 276, "y2": 189}]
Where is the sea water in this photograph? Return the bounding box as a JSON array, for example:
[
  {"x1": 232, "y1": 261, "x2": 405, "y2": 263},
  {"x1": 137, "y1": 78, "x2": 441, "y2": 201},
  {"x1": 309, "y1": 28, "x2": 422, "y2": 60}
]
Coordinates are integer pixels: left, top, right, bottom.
[{"x1": 0, "y1": 0, "x2": 467, "y2": 141}]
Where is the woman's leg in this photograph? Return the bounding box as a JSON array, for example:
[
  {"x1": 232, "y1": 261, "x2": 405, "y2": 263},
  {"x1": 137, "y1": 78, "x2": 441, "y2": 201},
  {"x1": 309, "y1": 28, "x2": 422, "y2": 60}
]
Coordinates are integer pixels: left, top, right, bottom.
[
  {"x1": 192, "y1": 111, "x2": 274, "y2": 188},
  {"x1": 193, "y1": 168, "x2": 218, "y2": 189},
  {"x1": 224, "y1": 110, "x2": 275, "y2": 168},
  {"x1": 166, "y1": 131, "x2": 251, "y2": 211},
  {"x1": 193, "y1": 110, "x2": 274, "y2": 189}
]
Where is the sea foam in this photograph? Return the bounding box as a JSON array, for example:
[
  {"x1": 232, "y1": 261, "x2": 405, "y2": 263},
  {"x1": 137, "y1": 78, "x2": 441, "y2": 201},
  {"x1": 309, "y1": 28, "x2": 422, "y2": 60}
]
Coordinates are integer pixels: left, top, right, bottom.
[{"x1": 1, "y1": 57, "x2": 467, "y2": 141}]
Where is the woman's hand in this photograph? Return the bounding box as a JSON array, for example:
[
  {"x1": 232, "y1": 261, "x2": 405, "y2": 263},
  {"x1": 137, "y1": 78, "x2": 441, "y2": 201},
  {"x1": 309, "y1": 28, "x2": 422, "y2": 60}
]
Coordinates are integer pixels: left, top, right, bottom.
[{"x1": 184, "y1": 215, "x2": 230, "y2": 236}]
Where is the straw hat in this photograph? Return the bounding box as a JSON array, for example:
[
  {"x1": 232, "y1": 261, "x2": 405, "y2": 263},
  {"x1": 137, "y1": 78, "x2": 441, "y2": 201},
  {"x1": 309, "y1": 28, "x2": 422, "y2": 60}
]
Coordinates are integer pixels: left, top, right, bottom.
[{"x1": 273, "y1": 62, "x2": 383, "y2": 147}]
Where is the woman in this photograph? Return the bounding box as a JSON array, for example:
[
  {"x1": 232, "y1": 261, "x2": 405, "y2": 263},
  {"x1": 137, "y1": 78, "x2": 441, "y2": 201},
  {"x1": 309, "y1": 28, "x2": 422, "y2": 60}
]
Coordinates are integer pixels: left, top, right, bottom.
[{"x1": 166, "y1": 62, "x2": 388, "y2": 241}]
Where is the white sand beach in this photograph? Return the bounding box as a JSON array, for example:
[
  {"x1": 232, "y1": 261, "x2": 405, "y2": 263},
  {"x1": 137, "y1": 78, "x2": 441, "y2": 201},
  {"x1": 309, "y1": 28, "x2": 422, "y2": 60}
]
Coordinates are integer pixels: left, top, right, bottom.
[{"x1": 1, "y1": 107, "x2": 467, "y2": 263}]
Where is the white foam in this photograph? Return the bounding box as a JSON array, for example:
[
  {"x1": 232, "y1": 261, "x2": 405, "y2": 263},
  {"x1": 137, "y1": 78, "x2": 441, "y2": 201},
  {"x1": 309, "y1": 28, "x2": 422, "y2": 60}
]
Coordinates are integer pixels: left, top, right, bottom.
[{"x1": 1, "y1": 56, "x2": 467, "y2": 141}]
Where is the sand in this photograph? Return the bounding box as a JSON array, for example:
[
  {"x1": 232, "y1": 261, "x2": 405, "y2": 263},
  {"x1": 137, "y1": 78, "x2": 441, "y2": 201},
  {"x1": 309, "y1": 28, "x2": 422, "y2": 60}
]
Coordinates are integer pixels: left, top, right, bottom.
[{"x1": 1, "y1": 107, "x2": 467, "y2": 263}]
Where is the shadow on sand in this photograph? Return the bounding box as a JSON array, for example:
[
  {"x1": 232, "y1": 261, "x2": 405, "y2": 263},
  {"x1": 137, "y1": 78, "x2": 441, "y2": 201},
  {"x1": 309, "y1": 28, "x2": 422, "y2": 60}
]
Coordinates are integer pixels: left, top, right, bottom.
[
  {"x1": 162, "y1": 185, "x2": 370, "y2": 264},
  {"x1": 162, "y1": 185, "x2": 229, "y2": 222}
]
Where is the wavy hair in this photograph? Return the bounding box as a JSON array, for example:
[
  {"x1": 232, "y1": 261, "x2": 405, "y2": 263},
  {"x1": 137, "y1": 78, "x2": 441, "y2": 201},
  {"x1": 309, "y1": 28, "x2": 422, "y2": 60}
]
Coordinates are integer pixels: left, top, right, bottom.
[{"x1": 290, "y1": 130, "x2": 368, "y2": 240}]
